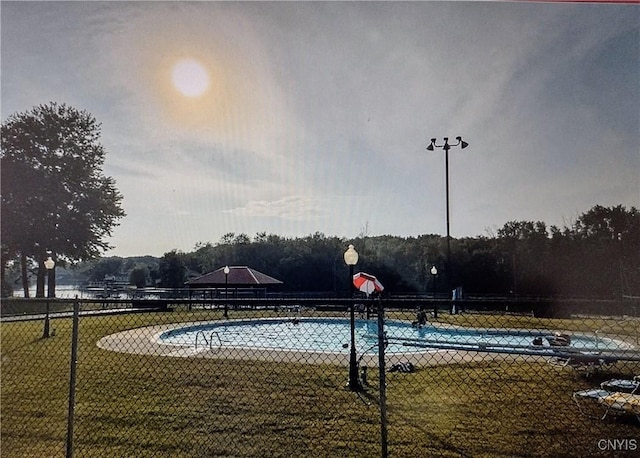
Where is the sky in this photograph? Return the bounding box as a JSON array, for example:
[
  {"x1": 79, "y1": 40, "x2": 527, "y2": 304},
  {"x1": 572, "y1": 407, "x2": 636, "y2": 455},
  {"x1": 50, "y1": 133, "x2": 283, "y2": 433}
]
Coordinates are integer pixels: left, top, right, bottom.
[{"x1": 2, "y1": 1, "x2": 639, "y2": 257}]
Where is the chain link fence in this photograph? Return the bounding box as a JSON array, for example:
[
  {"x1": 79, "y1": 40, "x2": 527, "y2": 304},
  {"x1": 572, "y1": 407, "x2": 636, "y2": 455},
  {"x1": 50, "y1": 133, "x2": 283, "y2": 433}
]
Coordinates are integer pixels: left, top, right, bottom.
[{"x1": 2, "y1": 297, "x2": 640, "y2": 457}]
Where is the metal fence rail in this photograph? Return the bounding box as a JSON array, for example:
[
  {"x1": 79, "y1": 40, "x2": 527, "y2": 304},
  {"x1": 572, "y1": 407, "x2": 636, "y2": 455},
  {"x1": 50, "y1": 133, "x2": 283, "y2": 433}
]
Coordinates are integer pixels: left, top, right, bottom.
[{"x1": 2, "y1": 297, "x2": 640, "y2": 457}]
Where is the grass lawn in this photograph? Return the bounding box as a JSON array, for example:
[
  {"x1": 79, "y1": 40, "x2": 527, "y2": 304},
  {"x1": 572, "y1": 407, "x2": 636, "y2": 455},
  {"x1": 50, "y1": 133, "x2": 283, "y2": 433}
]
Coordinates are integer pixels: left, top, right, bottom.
[{"x1": 2, "y1": 308, "x2": 640, "y2": 457}]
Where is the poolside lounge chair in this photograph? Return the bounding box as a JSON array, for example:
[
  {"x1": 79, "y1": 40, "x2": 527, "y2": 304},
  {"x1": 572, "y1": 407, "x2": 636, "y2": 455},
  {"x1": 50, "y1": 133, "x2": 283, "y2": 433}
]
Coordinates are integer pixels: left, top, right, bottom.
[
  {"x1": 600, "y1": 377, "x2": 640, "y2": 394},
  {"x1": 552, "y1": 353, "x2": 618, "y2": 377},
  {"x1": 599, "y1": 392, "x2": 640, "y2": 420},
  {"x1": 573, "y1": 380, "x2": 640, "y2": 421},
  {"x1": 573, "y1": 388, "x2": 611, "y2": 417}
]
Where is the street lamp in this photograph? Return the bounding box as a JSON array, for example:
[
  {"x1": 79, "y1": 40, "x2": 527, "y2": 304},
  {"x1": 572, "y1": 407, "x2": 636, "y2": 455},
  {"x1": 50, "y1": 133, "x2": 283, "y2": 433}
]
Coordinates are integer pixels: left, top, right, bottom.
[
  {"x1": 427, "y1": 136, "x2": 468, "y2": 292},
  {"x1": 343, "y1": 244, "x2": 361, "y2": 391},
  {"x1": 43, "y1": 255, "x2": 55, "y2": 338},
  {"x1": 223, "y1": 265, "x2": 230, "y2": 318},
  {"x1": 430, "y1": 265, "x2": 438, "y2": 319}
]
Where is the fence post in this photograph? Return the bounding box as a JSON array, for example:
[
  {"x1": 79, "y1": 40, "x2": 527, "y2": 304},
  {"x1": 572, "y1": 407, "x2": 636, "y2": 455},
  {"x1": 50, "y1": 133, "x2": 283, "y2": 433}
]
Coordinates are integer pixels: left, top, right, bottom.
[
  {"x1": 66, "y1": 298, "x2": 79, "y2": 458},
  {"x1": 377, "y1": 297, "x2": 388, "y2": 458}
]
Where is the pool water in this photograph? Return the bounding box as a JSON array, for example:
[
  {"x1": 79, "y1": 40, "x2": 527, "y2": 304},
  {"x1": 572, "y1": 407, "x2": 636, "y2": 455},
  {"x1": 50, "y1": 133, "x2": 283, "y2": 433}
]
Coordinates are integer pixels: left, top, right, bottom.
[{"x1": 157, "y1": 318, "x2": 628, "y2": 355}]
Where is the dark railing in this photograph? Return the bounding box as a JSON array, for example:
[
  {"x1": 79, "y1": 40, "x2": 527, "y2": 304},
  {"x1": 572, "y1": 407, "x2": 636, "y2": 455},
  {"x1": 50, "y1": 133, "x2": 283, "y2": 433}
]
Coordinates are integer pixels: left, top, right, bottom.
[{"x1": 3, "y1": 293, "x2": 638, "y2": 319}]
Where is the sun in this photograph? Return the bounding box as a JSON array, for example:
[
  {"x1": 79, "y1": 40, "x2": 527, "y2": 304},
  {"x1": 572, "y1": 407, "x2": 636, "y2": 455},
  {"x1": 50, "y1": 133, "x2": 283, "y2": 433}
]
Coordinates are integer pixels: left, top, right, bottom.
[{"x1": 171, "y1": 58, "x2": 210, "y2": 97}]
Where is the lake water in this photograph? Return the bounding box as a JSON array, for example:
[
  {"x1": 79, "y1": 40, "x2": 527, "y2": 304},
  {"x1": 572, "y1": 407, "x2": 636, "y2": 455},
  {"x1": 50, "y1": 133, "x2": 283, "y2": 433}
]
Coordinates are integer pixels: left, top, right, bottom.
[{"x1": 11, "y1": 285, "x2": 149, "y2": 299}]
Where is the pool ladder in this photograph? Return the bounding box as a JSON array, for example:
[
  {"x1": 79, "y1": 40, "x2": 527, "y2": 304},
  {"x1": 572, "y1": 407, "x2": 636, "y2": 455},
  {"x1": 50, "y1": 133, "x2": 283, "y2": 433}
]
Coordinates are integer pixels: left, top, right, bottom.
[{"x1": 195, "y1": 330, "x2": 222, "y2": 351}]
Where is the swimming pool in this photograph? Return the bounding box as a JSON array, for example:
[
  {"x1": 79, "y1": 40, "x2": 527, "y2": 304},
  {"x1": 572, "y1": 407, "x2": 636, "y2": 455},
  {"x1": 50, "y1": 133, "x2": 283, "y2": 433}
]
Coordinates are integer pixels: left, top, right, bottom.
[{"x1": 157, "y1": 318, "x2": 630, "y2": 356}]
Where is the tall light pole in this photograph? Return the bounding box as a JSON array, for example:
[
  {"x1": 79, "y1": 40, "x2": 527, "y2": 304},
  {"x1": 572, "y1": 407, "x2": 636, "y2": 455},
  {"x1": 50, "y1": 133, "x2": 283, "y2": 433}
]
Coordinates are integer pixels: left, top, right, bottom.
[
  {"x1": 427, "y1": 136, "x2": 468, "y2": 292},
  {"x1": 43, "y1": 255, "x2": 55, "y2": 338},
  {"x1": 343, "y1": 244, "x2": 361, "y2": 392},
  {"x1": 223, "y1": 266, "x2": 230, "y2": 318}
]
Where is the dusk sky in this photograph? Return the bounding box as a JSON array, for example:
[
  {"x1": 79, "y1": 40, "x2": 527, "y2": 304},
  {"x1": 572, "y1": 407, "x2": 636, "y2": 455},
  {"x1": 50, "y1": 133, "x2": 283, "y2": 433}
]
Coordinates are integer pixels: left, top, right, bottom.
[{"x1": 2, "y1": 1, "x2": 638, "y2": 257}]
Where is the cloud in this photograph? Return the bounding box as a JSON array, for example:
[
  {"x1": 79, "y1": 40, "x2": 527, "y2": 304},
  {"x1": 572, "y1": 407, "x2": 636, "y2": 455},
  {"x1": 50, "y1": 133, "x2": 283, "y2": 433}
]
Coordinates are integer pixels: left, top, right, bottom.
[{"x1": 224, "y1": 196, "x2": 326, "y2": 220}]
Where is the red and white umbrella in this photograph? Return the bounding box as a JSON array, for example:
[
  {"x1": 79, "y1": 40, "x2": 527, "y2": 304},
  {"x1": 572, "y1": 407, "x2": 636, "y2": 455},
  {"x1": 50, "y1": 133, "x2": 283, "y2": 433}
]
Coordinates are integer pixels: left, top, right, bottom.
[{"x1": 353, "y1": 272, "x2": 384, "y2": 296}]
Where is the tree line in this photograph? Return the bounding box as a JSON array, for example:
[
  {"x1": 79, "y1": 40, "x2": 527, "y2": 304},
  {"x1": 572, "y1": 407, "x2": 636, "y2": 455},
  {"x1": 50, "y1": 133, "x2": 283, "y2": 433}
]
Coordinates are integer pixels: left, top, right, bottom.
[
  {"x1": 60, "y1": 204, "x2": 638, "y2": 300},
  {"x1": 175, "y1": 205, "x2": 638, "y2": 299}
]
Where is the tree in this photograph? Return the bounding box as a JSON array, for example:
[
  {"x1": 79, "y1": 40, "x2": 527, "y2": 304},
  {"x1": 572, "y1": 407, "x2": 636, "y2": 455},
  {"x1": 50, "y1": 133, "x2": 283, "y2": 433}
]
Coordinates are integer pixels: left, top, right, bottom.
[
  {"x1": 573, "y1": 205, "x2": 638, "y2": 242},
  {"x1": 129, "y1": 266, "x2": 148, "y2": 288},
  {"x1": 158, "y1": 250, "x2": 187, "y2": 289},
  {"x1": 563, "y1": 205, "x2": 640, "y2": 297},
  {"x1": 84, "y1": 257, "x2": 124, "y2": 282},
  {"x1": 1, "y1": 102, "x2": 125, "y2": 296},
  {"x1": 496, "y1": 221, "x2": 550, "y2": 295}
]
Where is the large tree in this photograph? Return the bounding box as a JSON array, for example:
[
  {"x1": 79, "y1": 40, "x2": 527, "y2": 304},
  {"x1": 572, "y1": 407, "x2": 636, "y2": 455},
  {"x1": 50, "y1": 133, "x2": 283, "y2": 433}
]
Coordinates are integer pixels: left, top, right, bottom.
[
  {"x1": 1, "y1": 102, "x2": 125, "y2": 297},
  {"x1": 566, "y1": 205, "x2": 640, "y2": 297},
  {"x1": 158, "y1": 250, "x2": 187, "y2": 289}
]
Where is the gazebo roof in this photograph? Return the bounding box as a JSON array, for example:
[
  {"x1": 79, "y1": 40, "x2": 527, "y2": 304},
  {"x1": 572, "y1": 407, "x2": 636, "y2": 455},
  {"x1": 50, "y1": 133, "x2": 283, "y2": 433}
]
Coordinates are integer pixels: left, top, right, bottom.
[{"x1": 186, "y1": 266, "x2": 283, "y2": 287}]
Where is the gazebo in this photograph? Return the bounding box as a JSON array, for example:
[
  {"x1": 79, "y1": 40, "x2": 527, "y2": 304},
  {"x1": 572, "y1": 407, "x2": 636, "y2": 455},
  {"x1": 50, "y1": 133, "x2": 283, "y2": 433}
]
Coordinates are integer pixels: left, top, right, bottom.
[{"x1": 185, "y1": 266, "x2": 283, "y2": 298}]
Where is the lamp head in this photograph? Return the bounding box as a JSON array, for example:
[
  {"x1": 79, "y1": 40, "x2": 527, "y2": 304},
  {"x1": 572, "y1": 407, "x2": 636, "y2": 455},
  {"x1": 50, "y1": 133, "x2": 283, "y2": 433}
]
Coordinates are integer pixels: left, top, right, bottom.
[
  {"x1": 426, "y1": 143, "x2": 434, "y2": 151},
  {"x1": 455, "y1": 136, "x2": 469, "y2": 149},
  {"x1": 430, "y1": 265, "x2": 438, "y2": 275},
  {"x1": 224, "y1": 266, "x2": 230, "y2": 274},
  {"x1": 44, "y1": 256, "x2": 55, "y2": 270},
  {"x1": 343, "y1": 244, "x2": 359, "y2": 266}
]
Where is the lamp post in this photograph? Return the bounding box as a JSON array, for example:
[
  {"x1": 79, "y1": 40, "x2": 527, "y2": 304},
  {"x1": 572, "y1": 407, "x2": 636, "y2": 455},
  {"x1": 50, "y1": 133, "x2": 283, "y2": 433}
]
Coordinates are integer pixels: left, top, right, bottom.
[
  {"x1": 223, "y1": 266, "x2": 230, "y2": 318},
  {"x1": 43, "y1": 255, "x2": 55, "y2": 338},
  {"x1": 427, "y1": 136, "x2": 468, "y2": 292},
  {"x1": 430, "y1": 265, "x2": 438, "y2": 319},
  {"x1": 343, "y1": 244, "x2": 361, "y2": 391}
]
